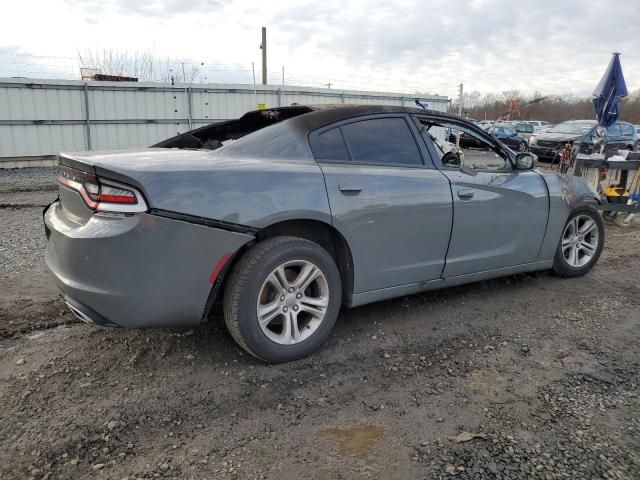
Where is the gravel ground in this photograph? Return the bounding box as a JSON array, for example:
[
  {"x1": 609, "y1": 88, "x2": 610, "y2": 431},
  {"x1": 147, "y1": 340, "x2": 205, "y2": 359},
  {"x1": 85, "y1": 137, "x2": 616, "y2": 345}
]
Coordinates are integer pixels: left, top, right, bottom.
[
  {"x1": 0, "y1": 167, "x2": 639, "y2": 479},
  {"x1": 0, "y1": 167, "x2": 59, "y2": 194}
]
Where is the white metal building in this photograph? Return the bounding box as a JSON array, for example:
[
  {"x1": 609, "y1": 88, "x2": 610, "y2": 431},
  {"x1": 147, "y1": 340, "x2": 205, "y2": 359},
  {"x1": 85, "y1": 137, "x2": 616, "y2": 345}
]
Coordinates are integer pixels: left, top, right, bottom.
[{"x1": 0, "y1": 78, "x2": 449, "y2": 159}]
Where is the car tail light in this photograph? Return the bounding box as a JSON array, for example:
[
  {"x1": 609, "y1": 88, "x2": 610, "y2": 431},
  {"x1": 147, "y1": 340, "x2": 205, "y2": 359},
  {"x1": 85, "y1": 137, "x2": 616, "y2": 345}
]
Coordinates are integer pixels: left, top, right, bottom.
[{"x1": 58, "y1": 168, "x2": 147, "y2": 213}]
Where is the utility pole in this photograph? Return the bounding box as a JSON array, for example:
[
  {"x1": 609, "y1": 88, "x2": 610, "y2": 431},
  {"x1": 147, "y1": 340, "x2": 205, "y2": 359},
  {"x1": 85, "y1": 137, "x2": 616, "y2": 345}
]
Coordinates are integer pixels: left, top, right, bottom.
[
  {"x1": 260, "y1": 27, "x2": 267, "y2": 85},
  {"x1": 252, "y1": 62, "x2": 257, "y2": 106},
  {"x1": 282, "y1": 65, "x2": 285, "y2": 86},
  {"x1": 456, "y1": 82, "x2": 463, "y2": 147}
]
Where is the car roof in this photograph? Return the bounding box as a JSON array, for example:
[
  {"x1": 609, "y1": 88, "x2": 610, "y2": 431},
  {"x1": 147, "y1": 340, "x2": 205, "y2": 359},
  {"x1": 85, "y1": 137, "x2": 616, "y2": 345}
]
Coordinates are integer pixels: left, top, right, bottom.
[{"x1": 279, "y1": 103, "x2": 449, "y2": 132}]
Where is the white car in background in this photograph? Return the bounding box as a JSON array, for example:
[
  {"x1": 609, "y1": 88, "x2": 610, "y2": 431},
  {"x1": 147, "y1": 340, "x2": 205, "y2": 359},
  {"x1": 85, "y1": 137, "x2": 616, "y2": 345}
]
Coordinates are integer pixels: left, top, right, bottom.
[{"x1": 528, "y1": 121, "x2": 553, "y2": 133}]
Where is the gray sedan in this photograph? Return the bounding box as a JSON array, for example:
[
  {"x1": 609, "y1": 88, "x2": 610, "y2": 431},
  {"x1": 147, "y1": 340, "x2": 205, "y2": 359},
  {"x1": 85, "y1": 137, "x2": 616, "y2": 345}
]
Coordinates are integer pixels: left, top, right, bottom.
[{"x1": 44, "y1": 105, "x2": 604, "y2": 363}]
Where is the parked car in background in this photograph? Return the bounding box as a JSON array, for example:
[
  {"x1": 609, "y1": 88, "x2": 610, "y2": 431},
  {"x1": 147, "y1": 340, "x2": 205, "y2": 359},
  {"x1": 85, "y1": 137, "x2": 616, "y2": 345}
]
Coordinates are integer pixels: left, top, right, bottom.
[
  {"x1": 512, "y1": 122, "x2": 535, "y2": 145},
  {"x1": 44, "y1": 105, "x2": 603, "y2": 363},
  {"x1": 487, "y1": 124, "x2": 529, "y2": 152},
  {"x1": 529, "y1": 120, "x2": 639, "y2": 161},
  {"x1": 449, "y1": 123, "x2": 528, "y2": 151},
  {"x1": 528, "y1": 120, "x2": 553, "y2": 133}
]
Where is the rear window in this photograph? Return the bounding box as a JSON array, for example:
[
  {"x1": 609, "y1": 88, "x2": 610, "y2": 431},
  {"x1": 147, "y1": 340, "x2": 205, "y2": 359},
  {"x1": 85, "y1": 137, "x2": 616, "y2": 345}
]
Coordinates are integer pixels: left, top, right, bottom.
[
  {"x1": 341, "y1": 117, "x2": 422, "y2": 166},
  {"x1": 215, "y1": 121, "x2": 312, "y2": 160}
]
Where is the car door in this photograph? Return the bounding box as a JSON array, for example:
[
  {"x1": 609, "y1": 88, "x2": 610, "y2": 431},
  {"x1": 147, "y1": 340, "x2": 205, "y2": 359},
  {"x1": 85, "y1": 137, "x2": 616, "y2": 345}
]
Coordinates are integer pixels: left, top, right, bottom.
[
  {"x1": 606, "y1": 123, "x2": 623, "y2": 151},
  {"x1": 619, "y1": 123, "x2": 636, "y2": 149},
  {"x1": 414, "y1": 116, "x2": 549, "y2": 277},
  {"x1": 309, "y1": 115, "x2": 453, "y2": 293}
]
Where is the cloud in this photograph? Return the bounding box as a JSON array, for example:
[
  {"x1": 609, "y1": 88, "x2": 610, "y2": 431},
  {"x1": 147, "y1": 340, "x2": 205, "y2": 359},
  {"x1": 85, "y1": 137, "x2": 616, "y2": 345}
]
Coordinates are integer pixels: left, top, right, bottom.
[
  {"x1": 66, "y1": 0, "x2": 230, "y2": 18},
  {"x1": 1, "y1": 0, "x2": 639, "y2": 96}
]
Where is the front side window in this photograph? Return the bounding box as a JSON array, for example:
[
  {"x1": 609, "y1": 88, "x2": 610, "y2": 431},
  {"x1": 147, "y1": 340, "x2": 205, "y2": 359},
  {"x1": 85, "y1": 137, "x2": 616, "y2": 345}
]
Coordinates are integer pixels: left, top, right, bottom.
[
  {"x1": 417, "y1": 117, "x2": 510, "y2": 172},
  {"x1": 341, "y1": 117, "x2": 423, "y2": 166}
]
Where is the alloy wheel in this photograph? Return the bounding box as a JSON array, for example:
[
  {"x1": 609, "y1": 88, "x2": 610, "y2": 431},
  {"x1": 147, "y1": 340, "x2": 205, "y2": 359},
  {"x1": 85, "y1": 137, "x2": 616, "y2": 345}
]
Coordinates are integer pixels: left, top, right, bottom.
[
  {"x1": 561, "y1": 214, "x2": 600, "y2": 268},
  {"x1": 256, "y1": 260, "x2": 329, "y2": 345}
]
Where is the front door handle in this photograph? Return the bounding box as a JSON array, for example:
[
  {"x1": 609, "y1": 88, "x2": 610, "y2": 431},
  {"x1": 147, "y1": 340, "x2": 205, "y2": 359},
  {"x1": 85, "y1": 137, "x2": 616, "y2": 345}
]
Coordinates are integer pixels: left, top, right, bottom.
[
  {"x1": 339, "y1": 185, "x2": 362, "y2": 193},
  {"x1": 457, "y1": 188, "x2": 475, "y2": 200}
]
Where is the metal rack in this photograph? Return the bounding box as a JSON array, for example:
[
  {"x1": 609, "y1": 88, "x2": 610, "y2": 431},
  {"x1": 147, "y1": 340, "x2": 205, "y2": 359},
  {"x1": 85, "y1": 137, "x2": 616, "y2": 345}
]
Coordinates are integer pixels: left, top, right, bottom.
[{"x1": 572, "y1": 153, "x2": 640, "y2": 221}]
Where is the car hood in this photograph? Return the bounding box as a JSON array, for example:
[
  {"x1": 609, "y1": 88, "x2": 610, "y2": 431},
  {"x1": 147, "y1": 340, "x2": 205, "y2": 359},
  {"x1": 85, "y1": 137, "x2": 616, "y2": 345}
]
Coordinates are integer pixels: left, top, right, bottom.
[{"x1": 535, "y1": 132, "x2": 584, "y2": 142}]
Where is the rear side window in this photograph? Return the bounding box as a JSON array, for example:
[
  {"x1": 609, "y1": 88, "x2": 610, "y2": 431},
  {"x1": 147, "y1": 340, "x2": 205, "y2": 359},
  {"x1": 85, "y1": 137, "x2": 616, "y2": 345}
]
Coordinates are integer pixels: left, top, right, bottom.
[
  {"x1": 607, "y1": 124, "x2": 621, "y2": 136},
  {"x1": 620, "y1": 123, "x2": 635, "y2": 136},
  {"x1": 314, "y1": 127, "x2": 350, "y2": 161},
  {"x1": 341, "y1": 117, "x2": 423, "y2": 166}
]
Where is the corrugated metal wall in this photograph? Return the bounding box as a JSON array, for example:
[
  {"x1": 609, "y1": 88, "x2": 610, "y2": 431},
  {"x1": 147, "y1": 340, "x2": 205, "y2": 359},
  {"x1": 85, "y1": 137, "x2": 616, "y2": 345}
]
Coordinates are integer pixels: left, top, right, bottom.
[{"x1": 0, "y1": 78, "x2": 450, "y2": 158}]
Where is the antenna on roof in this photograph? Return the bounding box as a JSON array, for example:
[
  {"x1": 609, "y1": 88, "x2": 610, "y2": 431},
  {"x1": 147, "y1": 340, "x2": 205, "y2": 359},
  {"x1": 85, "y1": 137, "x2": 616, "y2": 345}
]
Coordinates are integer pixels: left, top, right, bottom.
[{"x1": 415, "y1": 100, "x2": 428, "y2": 110}]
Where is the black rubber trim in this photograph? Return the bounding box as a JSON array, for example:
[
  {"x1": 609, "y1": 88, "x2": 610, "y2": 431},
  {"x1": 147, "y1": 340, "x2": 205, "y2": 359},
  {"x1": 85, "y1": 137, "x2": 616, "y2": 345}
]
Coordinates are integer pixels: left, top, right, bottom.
[
  {"x1": 200, "y1": 252, "x2": 238, "y2": 323},
  {"x1": 42, "y1": 196, "x2": 59, "y2": 240},
  {"x1": 148, "y1": 208, "x2": 259, "y2": 235}
]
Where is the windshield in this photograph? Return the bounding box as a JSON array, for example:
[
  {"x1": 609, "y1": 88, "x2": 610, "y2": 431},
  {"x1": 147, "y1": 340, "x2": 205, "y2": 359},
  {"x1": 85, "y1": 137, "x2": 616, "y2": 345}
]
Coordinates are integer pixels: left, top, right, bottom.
[{"x1": 547, "y1": 122, "x2": 595, "y2": 135}]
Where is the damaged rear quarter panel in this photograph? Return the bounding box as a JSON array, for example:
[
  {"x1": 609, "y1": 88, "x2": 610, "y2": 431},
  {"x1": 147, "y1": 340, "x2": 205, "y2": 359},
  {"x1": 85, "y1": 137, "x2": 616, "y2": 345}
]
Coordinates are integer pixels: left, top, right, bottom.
[{"x1": 140, "y1": 156, "x2": 334, "y2": 228}]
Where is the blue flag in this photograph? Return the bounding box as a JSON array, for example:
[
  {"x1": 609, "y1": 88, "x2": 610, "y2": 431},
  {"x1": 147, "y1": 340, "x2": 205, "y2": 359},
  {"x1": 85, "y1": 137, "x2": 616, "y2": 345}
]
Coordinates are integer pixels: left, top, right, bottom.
[{"x1": 592, "y1": 53, "x2": 628, "y2": 128}]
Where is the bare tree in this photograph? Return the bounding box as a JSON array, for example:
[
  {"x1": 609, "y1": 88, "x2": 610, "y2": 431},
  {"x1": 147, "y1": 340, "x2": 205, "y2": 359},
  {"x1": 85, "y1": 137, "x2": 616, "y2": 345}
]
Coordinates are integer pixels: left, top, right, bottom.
[{"x1": 77, "y1": 49, "x2": 202, "y2": 83}]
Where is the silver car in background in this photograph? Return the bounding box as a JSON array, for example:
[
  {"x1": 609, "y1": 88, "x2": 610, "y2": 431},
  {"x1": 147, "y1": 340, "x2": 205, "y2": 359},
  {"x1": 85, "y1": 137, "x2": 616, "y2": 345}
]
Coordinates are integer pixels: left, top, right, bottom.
[{"x1": 44, "y1": 105, "x2": 604, "y2": 363}]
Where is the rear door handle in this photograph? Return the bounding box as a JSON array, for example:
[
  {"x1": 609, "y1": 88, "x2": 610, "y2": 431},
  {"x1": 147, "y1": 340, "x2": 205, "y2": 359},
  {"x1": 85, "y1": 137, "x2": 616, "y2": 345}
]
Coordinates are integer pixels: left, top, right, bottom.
[
  {"x1": 339, "y1": 185, "x2": 362, "y2": 193},
  {"x1": 457, "y1": 188, "x2": 474, "y2": 199}
]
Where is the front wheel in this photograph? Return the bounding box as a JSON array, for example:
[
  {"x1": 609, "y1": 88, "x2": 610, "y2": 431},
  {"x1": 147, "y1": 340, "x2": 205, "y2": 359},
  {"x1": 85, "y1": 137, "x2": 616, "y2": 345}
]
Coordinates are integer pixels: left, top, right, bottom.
[
  {"x1": 223, "y1": 236, "x2": 342, "y2": 363},
  {"x1": 552, "y1": 207, "x2": 604, "y2": 278},
  {"x1": 518, "y1": 141, "x2": 528, "y2": 152}
]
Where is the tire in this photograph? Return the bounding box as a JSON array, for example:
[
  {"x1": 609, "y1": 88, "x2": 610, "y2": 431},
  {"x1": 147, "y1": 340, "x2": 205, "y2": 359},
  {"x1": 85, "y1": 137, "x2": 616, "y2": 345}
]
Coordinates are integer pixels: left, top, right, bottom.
[
  {"x1": 633, "y1": 140, "x2": 640, "y2": 152},
  {"x1": 518, "y1": 141, "x2": 527, "y2": 152},
  {"x1": 614, "y1": 213, "x2": 634, "y2": 228},
  {"x1": 552, "y1": 206, "x2": 605, "y2": 278},
  {"x1": 223, "y1": 236, "x2": 342, "y2": 363}
]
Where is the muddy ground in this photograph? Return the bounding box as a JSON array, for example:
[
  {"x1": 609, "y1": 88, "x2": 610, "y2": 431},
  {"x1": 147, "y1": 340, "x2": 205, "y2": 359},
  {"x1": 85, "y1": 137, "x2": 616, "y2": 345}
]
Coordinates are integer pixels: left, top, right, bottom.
[{"x1": 0, "y1": 167, "x2": 639, "y2": 480}]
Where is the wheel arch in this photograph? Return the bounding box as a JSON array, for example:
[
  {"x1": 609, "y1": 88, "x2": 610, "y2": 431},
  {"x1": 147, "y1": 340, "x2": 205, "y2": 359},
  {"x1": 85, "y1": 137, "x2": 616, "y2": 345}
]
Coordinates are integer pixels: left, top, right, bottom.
[
  {"x1": 202, "y1": 218, "x2": 355, "y2": 321},
  {"x1": 255, "y1": 219, "x2": 355, "y2": 306}
]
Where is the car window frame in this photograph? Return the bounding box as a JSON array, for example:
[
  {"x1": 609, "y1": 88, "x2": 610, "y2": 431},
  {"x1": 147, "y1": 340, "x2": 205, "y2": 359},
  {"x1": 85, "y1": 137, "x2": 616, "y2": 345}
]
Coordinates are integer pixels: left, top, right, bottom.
[
  {"x1": 410, "y1": 114, "x2": 515, "y2": 173},
  {"x1": 308, "y1": 114, "x2": 433, "y2": 169},
  {"x1": 620, "y1": 122, "x2": 634, "y2": 137},
  {"x1": 607, "y1": 124, "x2": 622, "y2": 137}
]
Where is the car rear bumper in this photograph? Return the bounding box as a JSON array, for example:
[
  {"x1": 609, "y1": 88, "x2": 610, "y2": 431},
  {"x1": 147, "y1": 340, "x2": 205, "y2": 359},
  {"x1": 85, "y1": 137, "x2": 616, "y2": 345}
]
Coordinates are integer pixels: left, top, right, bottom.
[{"x1": 44, "y1": 201, "x2": 254, "y2": 328}]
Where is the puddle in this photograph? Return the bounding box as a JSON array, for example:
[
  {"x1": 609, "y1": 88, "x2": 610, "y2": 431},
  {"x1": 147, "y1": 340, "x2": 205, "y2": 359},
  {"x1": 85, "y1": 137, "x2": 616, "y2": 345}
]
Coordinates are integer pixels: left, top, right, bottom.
[{"x1": 319, "y1": 424, "x2": 384, "y2": 456}]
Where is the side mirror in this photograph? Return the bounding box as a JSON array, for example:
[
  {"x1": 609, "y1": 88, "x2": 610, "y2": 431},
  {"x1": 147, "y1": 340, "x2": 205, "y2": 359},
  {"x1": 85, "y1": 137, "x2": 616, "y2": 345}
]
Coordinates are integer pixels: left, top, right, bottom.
[{"x1": 515, "y1": 152, "x2": 537, "y2": 170}]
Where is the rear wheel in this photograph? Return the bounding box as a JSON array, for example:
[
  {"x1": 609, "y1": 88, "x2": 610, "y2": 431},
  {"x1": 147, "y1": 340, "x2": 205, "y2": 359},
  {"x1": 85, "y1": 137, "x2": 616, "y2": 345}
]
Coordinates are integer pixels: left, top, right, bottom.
[
  {"x1": 552, "y1": 207, "x2": 604, "y2": 278},
  {"x1": 223, "y1": 236, "x2": 342, "y2": 363}
]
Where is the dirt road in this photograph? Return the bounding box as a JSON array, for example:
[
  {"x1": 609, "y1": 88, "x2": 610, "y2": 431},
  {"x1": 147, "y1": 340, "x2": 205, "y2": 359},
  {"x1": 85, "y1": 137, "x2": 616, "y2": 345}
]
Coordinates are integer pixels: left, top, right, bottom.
[{"x1": 1, "y1": 168, "x2": 638, "y2": 479}]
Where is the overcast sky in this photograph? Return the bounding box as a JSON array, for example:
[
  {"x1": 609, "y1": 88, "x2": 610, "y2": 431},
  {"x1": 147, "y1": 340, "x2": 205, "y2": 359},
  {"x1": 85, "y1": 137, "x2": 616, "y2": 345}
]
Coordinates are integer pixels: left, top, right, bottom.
[{"x1": 1, "y1": 0, "x2": 639, "y2": 98}]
